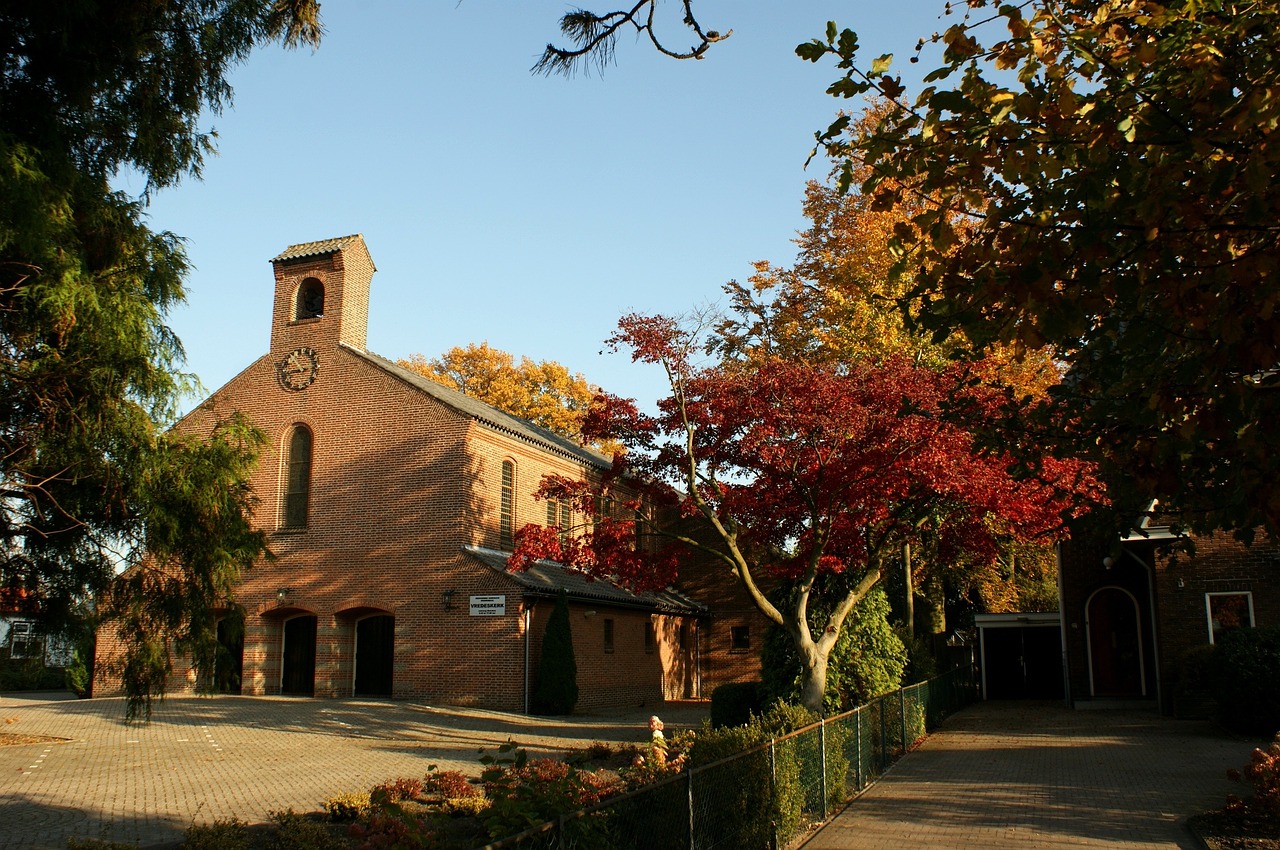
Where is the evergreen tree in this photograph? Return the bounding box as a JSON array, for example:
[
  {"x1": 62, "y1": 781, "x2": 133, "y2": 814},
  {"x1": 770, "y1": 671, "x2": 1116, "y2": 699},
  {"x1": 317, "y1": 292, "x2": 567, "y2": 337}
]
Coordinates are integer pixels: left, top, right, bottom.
[{"x1": 531, "y1": 589, "x2": 578, "y2": 715}]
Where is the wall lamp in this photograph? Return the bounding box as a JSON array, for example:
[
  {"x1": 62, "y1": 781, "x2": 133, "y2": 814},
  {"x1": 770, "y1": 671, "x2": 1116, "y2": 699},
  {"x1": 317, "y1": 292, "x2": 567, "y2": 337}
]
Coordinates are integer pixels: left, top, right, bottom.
[
  {"x1": 276, "y1": 588, "x2": 289, "y2": 604},
  {"x1": 442, "y1": 589, "x2": 457, "y2": 610}
]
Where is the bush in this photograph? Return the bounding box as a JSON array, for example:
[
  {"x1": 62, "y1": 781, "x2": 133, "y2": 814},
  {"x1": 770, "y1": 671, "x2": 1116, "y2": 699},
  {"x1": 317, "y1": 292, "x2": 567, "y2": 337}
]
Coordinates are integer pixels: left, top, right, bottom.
[
  {"x1": 709, "y1": 681, "x2": 764, "y2": 728},
  {"x1": 1228, "y1": 736, "x2": 1280, "y2": 816},
  {"x1": 1211, "y1": 626, "x2": 1280, "y2": 735},
  {"x1": 347, "y1": 807, "x2": 434, "y2": 850},
  {"x1": 182, "y1": 818, "x2": 250, "y2": 850},
  {"x1": 370, "y1": 777, "x2": 423, "y2": 805},
  {"x1": 530, "y1": 588, "x2": 577, "y2": 715},
  {"x1": 265, "y1": 809, "x2": 348, "y2": 850},
  {"x1": 323, "y1": 792, "x2": 372, "y2": 823},
  {"x1": 479, "y1": 743, "x2": 621, "y2": 839},
  {"x1": 0, "y1": 657, "x2": 66, "y2": 691},
  {"x1": 422, "y1": 769, "x2": 479, "y2": 800}
]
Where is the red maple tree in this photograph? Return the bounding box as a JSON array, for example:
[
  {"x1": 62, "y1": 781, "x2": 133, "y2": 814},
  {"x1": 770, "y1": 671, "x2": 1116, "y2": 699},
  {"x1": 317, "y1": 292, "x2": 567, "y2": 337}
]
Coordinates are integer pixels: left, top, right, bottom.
[{"x1": 511, "y1": 314, "x2": 1101, "y2": 710}]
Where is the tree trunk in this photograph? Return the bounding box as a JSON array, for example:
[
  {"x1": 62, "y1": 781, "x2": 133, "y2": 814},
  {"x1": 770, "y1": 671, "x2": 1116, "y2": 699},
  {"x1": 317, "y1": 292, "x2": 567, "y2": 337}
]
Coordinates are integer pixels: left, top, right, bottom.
[
  {"x1": 902, "y1": 543, "x2": 914, "y2": 639},
  {"x1": 799, "y1": 651, "x2": 829, "y2": 714},
  {"x1": 922, "y1": 571, "x2": 946, "y2": 637}
]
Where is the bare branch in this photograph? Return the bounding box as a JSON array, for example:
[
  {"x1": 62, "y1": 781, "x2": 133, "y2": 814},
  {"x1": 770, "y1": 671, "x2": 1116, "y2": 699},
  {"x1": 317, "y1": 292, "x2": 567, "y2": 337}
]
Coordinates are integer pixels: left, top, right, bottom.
[{"x1": 532, "y1": 1, "x2": 731, "y2": 77}]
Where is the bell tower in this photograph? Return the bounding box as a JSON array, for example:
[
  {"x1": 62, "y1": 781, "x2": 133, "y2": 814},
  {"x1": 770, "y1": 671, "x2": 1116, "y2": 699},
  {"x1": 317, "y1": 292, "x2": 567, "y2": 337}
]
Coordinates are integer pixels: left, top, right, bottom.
[{"x1": 269, "y1": 234, "x2": 376, "y2": 355}]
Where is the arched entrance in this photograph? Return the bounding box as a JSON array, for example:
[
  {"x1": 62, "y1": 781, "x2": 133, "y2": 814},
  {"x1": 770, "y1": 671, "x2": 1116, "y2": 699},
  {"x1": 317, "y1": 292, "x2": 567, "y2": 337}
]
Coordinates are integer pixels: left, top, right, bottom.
[
  {"x1": 1086, "y1": 586, "x2": 1146, "y2": 697},
  {"x1": 354, "y1": 614, "x2": 394, "y2": 697},
  {"x1": 281, "y1": 615, "x2": 317, "y2": 696}
]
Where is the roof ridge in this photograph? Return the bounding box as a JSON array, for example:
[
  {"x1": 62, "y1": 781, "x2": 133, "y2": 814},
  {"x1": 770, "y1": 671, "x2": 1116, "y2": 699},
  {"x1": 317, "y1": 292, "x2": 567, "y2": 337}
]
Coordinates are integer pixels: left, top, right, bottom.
[{"x1": 272, "y1": 234, "x2": 365, "y2": 263}]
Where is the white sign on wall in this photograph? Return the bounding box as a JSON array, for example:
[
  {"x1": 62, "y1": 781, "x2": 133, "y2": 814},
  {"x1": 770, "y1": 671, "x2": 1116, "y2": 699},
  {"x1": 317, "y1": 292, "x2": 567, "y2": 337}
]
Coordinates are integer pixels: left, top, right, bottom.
[{"x1": 469, "y1": 594, "x2": 507, "y2": 616}]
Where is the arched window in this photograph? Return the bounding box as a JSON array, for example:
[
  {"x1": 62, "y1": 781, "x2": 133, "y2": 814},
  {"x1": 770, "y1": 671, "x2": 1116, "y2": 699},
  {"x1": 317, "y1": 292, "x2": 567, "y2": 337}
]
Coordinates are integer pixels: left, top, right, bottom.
[
  {"x1": 295, "y1": 278, "x2": 324, "y2": 319},
  {"x1": 282, "y1": 426, "x2": 313, "y2": 529},
  {"x1": 499, "y1": 460, "x2": 515, "y2": 549}
]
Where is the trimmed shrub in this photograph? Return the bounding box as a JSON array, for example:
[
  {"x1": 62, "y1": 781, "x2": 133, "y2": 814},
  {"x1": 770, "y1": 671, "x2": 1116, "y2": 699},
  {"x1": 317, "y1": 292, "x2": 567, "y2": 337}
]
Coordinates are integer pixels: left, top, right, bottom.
[
  {"x1": 1211, "y1": 626, "x2": 1280, "y2": 735},
  {"x1": 323, "y1": 792, "x2": 372, "y2": 822},
  {"x1": 530, "y1": 588, "x2": 577, "y2": 715},
  {"x1": 710, "y1": 681, "x2": 764, "y2": 728}
]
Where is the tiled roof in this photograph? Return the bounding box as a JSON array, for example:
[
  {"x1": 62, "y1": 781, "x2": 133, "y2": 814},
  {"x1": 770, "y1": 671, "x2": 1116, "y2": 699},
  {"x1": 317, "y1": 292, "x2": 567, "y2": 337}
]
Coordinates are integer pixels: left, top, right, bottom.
[
  {"x1": 464, "y1": 545, "x2": 707, "y2": 616},
  {"x1": 272, "y1": 235, "x2": 365, "y2": 263},
  {"x1": 349, "y1": 346, "x2": 612, "y2": 470}
]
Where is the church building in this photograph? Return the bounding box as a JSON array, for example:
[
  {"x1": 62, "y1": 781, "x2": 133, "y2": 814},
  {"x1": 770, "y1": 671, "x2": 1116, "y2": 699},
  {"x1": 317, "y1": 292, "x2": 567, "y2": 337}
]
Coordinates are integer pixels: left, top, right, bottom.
[{"x1": 93, "y1": 234, "x2": 771, "y2": 712}]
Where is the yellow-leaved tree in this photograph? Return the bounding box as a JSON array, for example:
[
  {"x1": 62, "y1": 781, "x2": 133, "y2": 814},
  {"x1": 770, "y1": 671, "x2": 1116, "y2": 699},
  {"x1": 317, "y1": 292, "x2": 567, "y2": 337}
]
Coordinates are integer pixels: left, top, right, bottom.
[{"x1": 397, "y1": 343, "x2": 619, "y2": 455}]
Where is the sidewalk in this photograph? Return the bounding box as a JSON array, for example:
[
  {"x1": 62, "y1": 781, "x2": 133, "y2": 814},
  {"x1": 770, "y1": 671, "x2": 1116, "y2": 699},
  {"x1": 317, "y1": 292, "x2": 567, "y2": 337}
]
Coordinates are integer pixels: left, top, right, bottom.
[
  {"x1": 803, "y1": 700, "x2": 1248, "y2": 850},
  {"x1": 0, "y1": 691, "x2": 707, "y2": 849}
]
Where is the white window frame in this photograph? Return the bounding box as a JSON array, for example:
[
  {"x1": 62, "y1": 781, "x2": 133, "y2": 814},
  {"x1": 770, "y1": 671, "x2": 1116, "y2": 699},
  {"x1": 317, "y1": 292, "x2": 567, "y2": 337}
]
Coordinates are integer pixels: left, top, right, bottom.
[
  {"x1": 1205, "y1": 591, "x2": 1255, "y2": 644},
  {"x1": 9, "y1": 620, "x2": 34, "y2": 659}
]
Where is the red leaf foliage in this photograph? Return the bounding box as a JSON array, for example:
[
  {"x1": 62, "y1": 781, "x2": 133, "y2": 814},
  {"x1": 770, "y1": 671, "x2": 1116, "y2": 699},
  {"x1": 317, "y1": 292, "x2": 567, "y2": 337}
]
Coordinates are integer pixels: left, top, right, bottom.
[{"x1": 510, "y1": 314, "x2": 1102, "y2": 592}]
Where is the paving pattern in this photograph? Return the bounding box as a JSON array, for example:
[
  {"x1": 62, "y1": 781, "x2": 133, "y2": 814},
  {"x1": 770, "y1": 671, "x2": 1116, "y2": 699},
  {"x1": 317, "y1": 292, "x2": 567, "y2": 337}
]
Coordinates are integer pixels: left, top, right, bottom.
[
  {"x1": 802, "y1": 701, "x2": 1249, "y2": 850},
  {"x1": 0, "y1": 691, "x2": 706, "y2": 849}
]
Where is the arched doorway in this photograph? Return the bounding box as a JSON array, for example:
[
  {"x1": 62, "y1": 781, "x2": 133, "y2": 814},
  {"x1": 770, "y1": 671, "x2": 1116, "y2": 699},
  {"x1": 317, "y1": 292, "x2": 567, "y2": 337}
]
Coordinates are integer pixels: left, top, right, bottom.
[
  {"x1": 1086, "y1": 586, "x2": 1146, "y2": 697},
  {"x1": 354, "y1": 614, "x2": 394, "y2": 697},
  {"x1": 281, "y1": 615, "x2": 317, "y2": 696}
]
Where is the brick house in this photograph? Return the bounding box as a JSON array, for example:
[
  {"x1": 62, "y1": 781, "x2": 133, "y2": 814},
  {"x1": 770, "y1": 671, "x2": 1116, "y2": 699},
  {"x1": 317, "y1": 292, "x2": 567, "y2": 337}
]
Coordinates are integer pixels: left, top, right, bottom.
[
  {"x1": 1058, "y1": 508, "x2": 1280, "y2": 715},
  {"x1": 92, "y1": 234, "x2": 746, "y2": 712}
]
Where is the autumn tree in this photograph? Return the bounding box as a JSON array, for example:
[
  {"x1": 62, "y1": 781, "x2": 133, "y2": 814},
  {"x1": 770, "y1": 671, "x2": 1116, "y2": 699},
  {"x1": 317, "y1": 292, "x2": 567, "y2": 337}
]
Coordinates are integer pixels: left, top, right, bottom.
[
  {"x1": 797, "y1": 1, "x2": 1280, "y2": 537},
  {"x1": 398, "y1": 344, "x2": 619, "y2": 453},
  {"x1": 1, "y1": 1, "x2": 320, "y2": 714},
  {"x1": 539, "y1": 1, "x2": 1280, "y2": 537},
  {"x1": 511, "y1": 314, "x2": 1099, "y2": 711}
]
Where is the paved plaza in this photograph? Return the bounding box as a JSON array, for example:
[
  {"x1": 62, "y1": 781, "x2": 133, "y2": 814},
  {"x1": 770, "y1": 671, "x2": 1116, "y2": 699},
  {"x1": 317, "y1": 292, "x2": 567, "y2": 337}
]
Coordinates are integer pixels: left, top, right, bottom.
[
  {"x1": 0, "y1": 691, "x2": 705, "y2": 849},
  {"x1": 0, "y1": 692, "x2": 1257, "y2": 850},
  {"x1": 804, "y1": 701, "x2": 1248, "y2": 850}
]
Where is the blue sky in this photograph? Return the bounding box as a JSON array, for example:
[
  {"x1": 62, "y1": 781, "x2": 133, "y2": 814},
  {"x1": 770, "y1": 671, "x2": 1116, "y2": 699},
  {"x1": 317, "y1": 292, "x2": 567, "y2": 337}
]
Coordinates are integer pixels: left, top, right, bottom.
[{"x1": 136, "y1": 1, "x2": 950, "y2": 413}]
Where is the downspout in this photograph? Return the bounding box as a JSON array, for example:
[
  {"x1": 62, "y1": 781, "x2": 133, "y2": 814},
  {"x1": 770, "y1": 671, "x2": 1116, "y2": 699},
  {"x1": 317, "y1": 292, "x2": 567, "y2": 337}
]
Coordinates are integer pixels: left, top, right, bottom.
[
  {"x1": 1055, "y1": 543, "x2": 1071, "y2": 708},
  {"x1": 523, "y1": 601, "x2": 531, "y2": 715}
]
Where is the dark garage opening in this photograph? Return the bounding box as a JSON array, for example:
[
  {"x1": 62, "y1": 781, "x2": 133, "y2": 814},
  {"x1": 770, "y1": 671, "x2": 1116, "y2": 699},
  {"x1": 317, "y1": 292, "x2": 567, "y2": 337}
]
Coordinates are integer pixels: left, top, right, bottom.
[{"x1": 977, "y1": 613, "x2": 1064, "y2": 700}]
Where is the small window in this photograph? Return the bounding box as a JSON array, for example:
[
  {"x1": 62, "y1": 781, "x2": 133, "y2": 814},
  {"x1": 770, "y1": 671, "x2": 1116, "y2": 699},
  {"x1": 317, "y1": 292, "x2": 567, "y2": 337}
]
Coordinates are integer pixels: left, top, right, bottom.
[
  {"x1": 499, "y1": 461, "x2": 515, "y2": 550},
  {"x1": 730, "y1": 625, "x2": 751, "y2": 653},
  {"x1": 644, "y1": 621, "x2": 655, "y2": 654},
  {"x1": 603, "y1": 618, "x2": 615, "y2": 654},
  {"x1": 1206, "y1": 592, "x2": 1254, "y2": 644},
  {"x1": 9, "y1": 621, "x2": 33, "y2": 659},
  {"x1": 295, "y1": 277, "x2": 324, "y2": 319},
  {"x1": 282, "y1": 426, "x2": 313, "y2": 529}
]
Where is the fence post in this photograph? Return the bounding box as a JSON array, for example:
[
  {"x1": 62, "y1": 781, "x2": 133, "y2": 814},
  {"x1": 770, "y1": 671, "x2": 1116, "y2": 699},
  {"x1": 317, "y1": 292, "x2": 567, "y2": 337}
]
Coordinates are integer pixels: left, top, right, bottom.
[
  {"x1": 558, "y1": 813, "x2": 566, "y2": 849},
  {"x1": 854, "y1": 709, "x2": 863, "y2": 790},
  {"x1": 770, "y1": 739, "x2": 779, "y2": 850},
  {"x1": 879, "y1": 696, "x2": 888, "y2": 772},
  {"x1": 816, "y1": 719, "x2": 827, "y2": 820},
  {"x1": 687, "y1": 766, "x2": 695, "y2": 850},
  {"x1": 899, "y1": 686, "x2": 908, "y2": 752}
]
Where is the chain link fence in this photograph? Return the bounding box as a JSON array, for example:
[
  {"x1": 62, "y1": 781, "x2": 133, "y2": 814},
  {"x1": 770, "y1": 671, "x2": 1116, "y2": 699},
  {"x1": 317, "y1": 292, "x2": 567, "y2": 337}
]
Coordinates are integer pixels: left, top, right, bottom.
[{"x1": 476, "y1": 664, "x2": 978, "y2": 850}]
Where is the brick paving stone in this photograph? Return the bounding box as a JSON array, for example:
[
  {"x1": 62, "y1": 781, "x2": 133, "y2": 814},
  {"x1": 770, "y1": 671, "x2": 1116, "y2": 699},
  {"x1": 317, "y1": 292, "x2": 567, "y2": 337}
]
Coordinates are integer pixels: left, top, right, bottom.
[
  {"x1": 802, "y1": 701, "x2": 1248, "y2": 850},
  {"x1": 0, "y1": 691, "x2": 706, "y2": 849}
]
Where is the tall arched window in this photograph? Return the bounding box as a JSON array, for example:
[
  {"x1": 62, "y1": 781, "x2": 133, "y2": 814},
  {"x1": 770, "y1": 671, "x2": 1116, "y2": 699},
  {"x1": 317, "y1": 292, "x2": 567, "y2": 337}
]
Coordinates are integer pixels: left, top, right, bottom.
[
  {"x1": 499, "y1": 460, "x2": 515, "y2": 549},
  {"x1": 283, "y1": 426, "x2": 313, "y2": 529},
  {"x1": 295, "y1": 277, "x2": 324, "y2": 319}
]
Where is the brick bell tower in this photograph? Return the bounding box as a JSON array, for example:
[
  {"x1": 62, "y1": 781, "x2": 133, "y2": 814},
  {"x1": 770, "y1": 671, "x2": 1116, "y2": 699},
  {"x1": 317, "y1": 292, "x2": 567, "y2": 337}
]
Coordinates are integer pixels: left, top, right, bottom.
[{"x1": 269, "y1": 234, "x2": 376, "y2": 362}]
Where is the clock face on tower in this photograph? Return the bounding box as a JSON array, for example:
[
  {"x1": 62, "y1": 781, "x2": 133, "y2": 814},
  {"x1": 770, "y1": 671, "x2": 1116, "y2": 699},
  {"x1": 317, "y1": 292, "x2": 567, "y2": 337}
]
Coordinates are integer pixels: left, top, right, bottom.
[{"x1": 277, "y1": 347, "x2": 319, "y2": 391}]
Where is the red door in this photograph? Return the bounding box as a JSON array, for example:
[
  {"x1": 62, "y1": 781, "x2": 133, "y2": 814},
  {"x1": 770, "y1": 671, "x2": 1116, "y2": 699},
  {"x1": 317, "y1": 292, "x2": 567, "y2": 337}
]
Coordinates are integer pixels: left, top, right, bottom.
[{"x1": 1087, "y1": 588, "x2": 1144, "y2": 697}]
